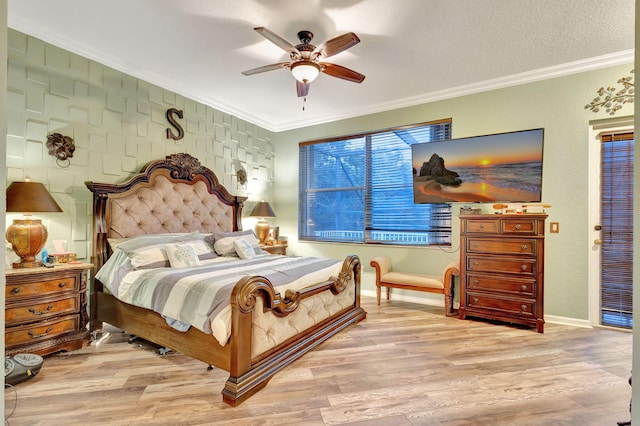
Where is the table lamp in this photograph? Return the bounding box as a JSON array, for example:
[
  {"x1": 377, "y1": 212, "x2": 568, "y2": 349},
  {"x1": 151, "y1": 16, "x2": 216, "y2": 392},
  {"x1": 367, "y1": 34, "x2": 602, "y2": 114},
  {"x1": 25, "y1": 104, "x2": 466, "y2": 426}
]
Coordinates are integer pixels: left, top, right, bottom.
[
  {"x1": 6, "y1": 178, "x2": 63, "y2": 268},
  {"x1": 249, "y1": 201, "x2": 275, "y2": 243}
]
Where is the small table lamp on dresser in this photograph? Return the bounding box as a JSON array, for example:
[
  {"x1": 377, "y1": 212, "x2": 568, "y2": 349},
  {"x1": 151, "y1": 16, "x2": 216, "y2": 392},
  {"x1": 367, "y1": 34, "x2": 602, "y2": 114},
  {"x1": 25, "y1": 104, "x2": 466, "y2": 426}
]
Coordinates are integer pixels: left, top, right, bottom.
[
  {"x1": 6, "y1": 178, "x2": 62, "y2": 269},
  {"x1": 250, "y1": 201, "x2": 276, "y2": 244}
]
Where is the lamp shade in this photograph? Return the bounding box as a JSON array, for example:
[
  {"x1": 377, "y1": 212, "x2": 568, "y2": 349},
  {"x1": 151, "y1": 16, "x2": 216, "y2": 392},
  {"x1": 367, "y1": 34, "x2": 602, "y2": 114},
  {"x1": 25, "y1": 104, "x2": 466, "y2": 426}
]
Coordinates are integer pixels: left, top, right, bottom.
[
  {"x1": 290, "y1": 61, "x2": 320, "y2": 83},
  {"x1": 249, "y1": 201, "x2": 276, "y2": 218},
  {"x1": 6, "y1": 181, "x2": 63, "y2": 213}
]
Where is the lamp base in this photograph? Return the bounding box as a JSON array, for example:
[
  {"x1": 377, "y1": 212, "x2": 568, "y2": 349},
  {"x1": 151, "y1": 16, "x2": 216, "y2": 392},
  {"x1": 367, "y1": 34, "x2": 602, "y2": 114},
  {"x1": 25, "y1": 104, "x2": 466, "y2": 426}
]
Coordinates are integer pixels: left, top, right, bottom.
[
  {"x1": 12, "y1": 260, "x2": 43, "y2": 269},
  {"x1": 6, "y1": 218, "x2": 47, "y2": 269},
  {"x1": 255, "y1": 220, "x2": 270, "y2": 244}
]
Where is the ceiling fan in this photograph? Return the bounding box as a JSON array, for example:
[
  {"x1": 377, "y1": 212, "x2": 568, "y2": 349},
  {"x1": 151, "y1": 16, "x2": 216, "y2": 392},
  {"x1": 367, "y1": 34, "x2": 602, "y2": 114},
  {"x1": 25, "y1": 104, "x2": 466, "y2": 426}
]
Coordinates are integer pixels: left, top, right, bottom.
[{"x1": 242, "y1": 27, "x2": 366, "y2": 97}]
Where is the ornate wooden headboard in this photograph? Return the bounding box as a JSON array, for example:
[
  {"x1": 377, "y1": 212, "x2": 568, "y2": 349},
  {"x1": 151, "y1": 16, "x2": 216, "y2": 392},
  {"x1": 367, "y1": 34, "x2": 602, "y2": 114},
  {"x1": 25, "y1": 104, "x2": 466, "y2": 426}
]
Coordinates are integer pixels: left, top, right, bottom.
[{"x1": 85, "y1": 153, "x2": 246, "y2": 271}]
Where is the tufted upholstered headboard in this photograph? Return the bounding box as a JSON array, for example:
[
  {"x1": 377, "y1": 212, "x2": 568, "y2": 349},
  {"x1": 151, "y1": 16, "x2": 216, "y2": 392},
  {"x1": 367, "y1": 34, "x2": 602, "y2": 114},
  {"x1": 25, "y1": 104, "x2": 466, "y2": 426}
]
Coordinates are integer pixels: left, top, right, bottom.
[{"x1": 86, "y1": 153, "x2": 246, "y2": 273}]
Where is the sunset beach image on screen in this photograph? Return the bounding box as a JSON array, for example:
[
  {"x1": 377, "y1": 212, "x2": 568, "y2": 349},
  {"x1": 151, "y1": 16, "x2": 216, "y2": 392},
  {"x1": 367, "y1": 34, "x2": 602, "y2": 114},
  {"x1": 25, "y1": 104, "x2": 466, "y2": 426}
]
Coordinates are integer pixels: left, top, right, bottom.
[{"x1": 411, "y1": 128, "x2": 544, "y2": 204}]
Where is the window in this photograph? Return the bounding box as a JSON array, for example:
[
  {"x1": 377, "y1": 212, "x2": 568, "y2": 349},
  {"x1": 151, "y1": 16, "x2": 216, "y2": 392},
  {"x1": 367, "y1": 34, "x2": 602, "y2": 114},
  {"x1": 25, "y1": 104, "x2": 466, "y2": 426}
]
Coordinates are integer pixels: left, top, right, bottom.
[
  {"x1": 299, "y1": 119, "x2": 452, "y2": 246},
  {"x1": 600, "y1": 131, "x2": 634, "y2": 328}
]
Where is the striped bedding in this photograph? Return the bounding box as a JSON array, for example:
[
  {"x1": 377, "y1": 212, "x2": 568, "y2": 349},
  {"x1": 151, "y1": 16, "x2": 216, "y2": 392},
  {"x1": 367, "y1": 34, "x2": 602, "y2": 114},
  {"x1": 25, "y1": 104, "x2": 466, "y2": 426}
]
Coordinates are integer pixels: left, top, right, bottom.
[{"x1": 96, "y1": 251, "x2": 343, "y2": 346}]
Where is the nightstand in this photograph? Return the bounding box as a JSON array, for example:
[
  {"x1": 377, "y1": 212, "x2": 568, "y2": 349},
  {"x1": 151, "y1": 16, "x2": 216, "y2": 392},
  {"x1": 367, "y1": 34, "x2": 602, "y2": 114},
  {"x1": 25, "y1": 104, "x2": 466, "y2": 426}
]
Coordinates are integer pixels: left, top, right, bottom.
[
  {"x1": 260, "y1": 241, "x2": 288, "y2": 255},
  {"x1": 5, "y1": 262, "x2": 93, "y2": 356}
]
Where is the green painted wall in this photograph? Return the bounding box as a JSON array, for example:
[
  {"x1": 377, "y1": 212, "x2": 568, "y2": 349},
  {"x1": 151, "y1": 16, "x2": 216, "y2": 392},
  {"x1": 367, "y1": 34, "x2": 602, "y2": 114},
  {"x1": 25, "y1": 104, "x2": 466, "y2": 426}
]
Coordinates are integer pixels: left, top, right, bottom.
[
  {"x1": 5, "y1": 29, "x2": 275, "y2": 262},
  {"x1": 273, "y1": 64, "x2": 634, "y2": 321}
]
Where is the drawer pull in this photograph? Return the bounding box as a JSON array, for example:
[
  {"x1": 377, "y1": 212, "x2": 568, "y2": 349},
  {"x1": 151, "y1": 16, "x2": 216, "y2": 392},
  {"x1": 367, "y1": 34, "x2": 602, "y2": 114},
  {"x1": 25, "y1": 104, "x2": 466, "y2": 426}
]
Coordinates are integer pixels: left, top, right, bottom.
[
  {"x1": 479, "y1": 224, "x2": 485, "y2": 229},
  {"x1": 521, "y1": 264, "x2": 528, "y2": 271},
  {"x1": 473, "y1": 279, "x2": 479, "y2": 285},
  {"x1": 474, "y1": 243, "x2": 479, "y2": 248},
  {"x1": 521, "y1": 284, "x2": 528, "y2": 291},
  {"x1": 521, "y1": 304, "x2": 528, "y2": 311},
  {"x1": 473, "y1": 297, "x2": 479, "y2": 303},
  {"x1": 10, "y1": 287, "x2": 20, "y2": 295},
  {"x1": 521, "y1": 244, "x2": 528, "y2": 251},
  {"x1": 515, "y1": 224, "x2": 522, "y2": 230},
  {"x1": 59, "y1": 282, "x2": 68, "y2": 288},
  {"x1": 29, "y1": 304, "x2": 54, "y2": 316},
  {"x1": 28, "y1": 327, "x2": 53, "y2": 339}
]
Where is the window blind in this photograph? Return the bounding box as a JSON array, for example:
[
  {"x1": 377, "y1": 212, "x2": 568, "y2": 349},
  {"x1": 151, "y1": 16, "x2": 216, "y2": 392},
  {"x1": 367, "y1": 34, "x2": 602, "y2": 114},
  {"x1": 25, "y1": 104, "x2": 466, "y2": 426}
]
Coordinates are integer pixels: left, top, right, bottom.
[{"x1": 600, "y1": 131, "x2": 634, "y2": 328}]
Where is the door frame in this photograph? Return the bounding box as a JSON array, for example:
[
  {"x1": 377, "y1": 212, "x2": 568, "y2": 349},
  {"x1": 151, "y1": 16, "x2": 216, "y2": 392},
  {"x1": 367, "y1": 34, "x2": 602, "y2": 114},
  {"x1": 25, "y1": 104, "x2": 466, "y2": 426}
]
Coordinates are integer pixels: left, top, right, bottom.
[{"x1": 587, "y1": 116, "x2": 634, "y2": 325}]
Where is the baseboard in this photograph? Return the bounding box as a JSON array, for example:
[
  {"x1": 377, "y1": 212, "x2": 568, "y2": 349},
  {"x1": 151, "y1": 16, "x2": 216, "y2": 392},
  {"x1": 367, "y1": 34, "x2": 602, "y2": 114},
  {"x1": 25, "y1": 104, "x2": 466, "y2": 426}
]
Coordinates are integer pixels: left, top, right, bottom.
[{"x1": 362, "y1": 289, "x2": 593, "y2": 328}]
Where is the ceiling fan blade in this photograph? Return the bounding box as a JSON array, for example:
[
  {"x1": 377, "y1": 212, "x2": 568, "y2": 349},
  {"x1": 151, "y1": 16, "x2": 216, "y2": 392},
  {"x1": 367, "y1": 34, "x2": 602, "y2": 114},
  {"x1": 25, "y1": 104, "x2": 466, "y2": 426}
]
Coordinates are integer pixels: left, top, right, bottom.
[
  {"x1": 320, "y1": 63, "x2": 366, "y2": 83},
  {"x1": 254, "y1": 27, "x2": 301, "y2": 60},
  {"x1": 241, "y1": 62, "x2": 290, "y2": 76},
  {"x1": 313, "y1": 32, "x2": 360, "y2": 59},
  {"x1": 296, "y1": 80, "x2": 310, "y2": 97}
]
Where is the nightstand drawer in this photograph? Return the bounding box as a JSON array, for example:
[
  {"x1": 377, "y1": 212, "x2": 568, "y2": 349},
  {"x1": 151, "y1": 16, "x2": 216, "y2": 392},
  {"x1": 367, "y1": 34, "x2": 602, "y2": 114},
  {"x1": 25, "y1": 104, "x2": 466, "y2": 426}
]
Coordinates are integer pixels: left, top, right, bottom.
[
  {"x1": 6, "y1": 275, "x2": 78, "y2": 300},
  {"x1": 5, "y1": 314, "x2": 81, "y2": 347},
  {"x1": 5, "y1": 295, "x2": 81, "y2": 326}
]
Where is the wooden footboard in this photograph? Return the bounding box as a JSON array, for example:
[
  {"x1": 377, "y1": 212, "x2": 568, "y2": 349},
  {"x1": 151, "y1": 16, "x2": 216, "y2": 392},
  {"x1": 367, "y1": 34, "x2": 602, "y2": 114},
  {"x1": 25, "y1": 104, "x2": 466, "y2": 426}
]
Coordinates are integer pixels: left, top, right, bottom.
[
  {"x1": 93, "y1": 254, "x2": 365, "y2": 406},
  {"x1": 223, "y1": 254, "x2": 365, "y2": 406}
]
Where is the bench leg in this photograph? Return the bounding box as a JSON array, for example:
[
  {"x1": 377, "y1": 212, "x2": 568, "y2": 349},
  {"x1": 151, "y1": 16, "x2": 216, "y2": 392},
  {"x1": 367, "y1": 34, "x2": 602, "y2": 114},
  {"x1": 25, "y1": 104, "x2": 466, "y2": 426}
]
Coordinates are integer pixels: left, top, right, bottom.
[
  {"x1": 376, "y1": 285, "x2": 381, "y2": 305},
  {"x1": 386, "y1": 287, "x2": 390, "y2": 300},
  {"x1": 445, "y1": 278, "x2": 455, "y2": 317}
]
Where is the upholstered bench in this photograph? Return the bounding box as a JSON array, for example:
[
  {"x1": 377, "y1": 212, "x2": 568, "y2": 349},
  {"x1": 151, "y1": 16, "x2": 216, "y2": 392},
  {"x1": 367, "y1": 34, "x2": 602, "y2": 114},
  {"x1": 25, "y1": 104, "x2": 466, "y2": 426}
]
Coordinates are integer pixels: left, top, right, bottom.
[{"x1": 369, "y1": 256, "x2": 460, "y2": 316}]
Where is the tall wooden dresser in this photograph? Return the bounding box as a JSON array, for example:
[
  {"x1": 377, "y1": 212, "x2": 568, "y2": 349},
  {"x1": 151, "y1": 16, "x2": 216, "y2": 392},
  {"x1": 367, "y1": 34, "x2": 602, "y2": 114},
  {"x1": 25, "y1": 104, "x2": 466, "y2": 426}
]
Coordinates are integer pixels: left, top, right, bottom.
[
  {"x1": 459, "y1": 214, "x2": 547, "y2": 333},
  {"x1": 5, "y1": 263, "x2": 92, "y2": 356}
]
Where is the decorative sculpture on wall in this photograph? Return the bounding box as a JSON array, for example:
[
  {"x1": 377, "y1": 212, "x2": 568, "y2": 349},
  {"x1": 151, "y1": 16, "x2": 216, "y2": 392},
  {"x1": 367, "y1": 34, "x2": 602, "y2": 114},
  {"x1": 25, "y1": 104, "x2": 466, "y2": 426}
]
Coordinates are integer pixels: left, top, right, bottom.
[
  {"x1": 585, "y1": 69, "x2": 634, "y2": 115},
  {"x1": 232, "y1": 159, "x2": 248, "y2": 189},
  {"x1": 46, "y1": 133, "x2": 75, "y2": 168}
]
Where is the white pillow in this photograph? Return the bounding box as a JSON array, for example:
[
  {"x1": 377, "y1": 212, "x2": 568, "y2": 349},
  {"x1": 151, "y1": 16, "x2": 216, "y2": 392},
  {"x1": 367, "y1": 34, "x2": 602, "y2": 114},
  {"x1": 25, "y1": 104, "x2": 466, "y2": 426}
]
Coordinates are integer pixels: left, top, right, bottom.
[
  {"x1": 165, "y1": 244, "x2": 201, "y2": 268},
  {"x1": 214, "y1": 230, "x2": 261, "y2": 256},
  {"x1": 233, "y1": 238, "x2": 255, "y2": 259},
  {"x1": 122, "y1": 235, "x2": 214, "y2": 269}
]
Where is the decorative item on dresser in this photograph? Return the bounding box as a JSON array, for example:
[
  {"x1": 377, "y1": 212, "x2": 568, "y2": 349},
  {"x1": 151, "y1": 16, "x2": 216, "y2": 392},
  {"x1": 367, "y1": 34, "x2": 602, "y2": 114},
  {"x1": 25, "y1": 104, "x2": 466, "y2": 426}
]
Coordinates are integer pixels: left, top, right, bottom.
[
  {"x1": 459, "y1": 214, "x2": 547, "y2": 333},
  {"x1": 260, "y1": 241, "x2": 288, "y2": 255},
  {"x1": 5, "y1": 263, "x2": 92, "y2": 356},
  {"x1": 5, "y1": 178, "x2": 63, "y2": 268}
]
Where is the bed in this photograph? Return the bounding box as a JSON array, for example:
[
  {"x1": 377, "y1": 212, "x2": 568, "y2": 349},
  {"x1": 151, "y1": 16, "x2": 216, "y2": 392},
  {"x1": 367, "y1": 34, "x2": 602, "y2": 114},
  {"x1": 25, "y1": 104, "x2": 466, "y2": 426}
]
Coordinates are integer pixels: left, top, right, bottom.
[{"x1": 85, "y1": 153, "x2": 366, "y2": 406}]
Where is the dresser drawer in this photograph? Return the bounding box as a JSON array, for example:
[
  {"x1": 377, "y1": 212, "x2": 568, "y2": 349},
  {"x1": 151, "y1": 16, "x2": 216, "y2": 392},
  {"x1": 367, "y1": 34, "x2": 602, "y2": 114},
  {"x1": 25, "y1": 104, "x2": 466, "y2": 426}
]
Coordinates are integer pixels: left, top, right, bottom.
[
  {"x1": 5, "y1": 315, "x2": 81, "y2": 347},
  {"x1": 466, "y1": 273, "x2": 535, "y2": 296},
  {"x1": 5, "y1": 295, "x2": 81, "y2": 326},
  {"x1": 466, "y1": 238, "x2": 537, "y2": 256},
  {"x1": 500, "y1": 219, "x2": 541, "y2": 235},
  {"x1": 464, "y1": 220, "x2": 499, "y2": 234},
  {"x1": 465, "y1": 294, "x2": 536, "y2": 317},
  {"x1": 6, "y1": 274, "x2": 78, "y2": 300},
  {"x1": 466, "y1": 256, "x2": 537, "y2": 276}
]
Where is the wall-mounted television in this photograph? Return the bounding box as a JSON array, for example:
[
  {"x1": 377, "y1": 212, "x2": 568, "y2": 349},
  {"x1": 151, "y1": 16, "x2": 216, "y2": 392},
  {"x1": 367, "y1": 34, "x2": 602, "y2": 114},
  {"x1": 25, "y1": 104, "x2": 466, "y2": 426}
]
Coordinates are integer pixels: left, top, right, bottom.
[{"x1": 412, "y1": 128, "x2": 544, "y2": 204}]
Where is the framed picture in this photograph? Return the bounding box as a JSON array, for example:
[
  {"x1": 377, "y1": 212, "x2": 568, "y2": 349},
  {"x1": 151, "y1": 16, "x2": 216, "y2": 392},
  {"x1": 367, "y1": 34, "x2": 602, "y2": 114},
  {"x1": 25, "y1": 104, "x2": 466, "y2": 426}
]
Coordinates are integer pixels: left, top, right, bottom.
[{"x1": 268, "y1": 226, "x2": 279, "y2": 241}]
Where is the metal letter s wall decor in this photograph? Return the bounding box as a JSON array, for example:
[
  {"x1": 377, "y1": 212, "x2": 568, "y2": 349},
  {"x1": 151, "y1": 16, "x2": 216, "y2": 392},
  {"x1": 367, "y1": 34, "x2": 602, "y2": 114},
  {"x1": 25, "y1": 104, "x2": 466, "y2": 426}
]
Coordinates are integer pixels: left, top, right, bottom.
[{"x1": 166, "y1": 108, "x2": 185, "y2": 140}]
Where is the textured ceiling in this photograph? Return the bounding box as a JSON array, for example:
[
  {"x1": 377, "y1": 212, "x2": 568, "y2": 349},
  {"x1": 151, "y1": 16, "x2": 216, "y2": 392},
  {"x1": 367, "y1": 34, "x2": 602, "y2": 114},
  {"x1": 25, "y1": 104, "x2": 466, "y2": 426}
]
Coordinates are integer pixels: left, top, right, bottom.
[{"x1": 8, "y1": 0, "x2": 635, "y2": 132}]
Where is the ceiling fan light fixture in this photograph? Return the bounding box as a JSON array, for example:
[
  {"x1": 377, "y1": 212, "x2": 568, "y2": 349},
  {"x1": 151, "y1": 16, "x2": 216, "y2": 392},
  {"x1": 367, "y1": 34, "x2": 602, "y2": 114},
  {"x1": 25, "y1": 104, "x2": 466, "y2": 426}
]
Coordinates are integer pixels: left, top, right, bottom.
[{"x1": 291, "y1": 61, "x2": 320, "y2": 83}]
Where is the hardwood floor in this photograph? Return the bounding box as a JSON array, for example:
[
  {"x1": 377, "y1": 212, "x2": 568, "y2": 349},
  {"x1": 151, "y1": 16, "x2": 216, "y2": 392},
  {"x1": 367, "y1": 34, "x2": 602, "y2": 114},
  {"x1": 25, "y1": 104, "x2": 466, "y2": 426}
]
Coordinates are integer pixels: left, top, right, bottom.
[{"x1": 5, "y1": 297, "x2": 632, "y2": 425}]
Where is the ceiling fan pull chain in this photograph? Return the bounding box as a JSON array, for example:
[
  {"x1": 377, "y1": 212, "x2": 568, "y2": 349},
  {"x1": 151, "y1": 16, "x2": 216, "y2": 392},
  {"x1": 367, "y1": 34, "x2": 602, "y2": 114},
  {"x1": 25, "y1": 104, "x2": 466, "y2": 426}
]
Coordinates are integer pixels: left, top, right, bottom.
[{"x1": 303, "y1": 97, "x2": 307, "y2": 111}]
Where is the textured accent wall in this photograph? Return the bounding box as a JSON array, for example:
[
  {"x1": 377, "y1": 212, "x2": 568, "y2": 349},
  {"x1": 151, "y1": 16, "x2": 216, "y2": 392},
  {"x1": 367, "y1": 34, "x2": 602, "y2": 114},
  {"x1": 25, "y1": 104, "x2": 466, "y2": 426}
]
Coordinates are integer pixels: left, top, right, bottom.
[{"x1": 5, "y1": 29, "x2": 274, "y2": 261}]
